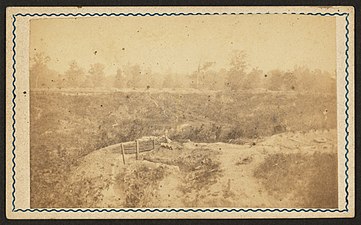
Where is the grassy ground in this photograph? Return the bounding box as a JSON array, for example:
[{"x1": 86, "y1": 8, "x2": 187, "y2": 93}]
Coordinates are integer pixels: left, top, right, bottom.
[
  {"x1": 254, "y1": 152, "x2": 338, "y2": 208},
  {"x1": 30, "y1": 90, "x2": 337, "y2": 208}
]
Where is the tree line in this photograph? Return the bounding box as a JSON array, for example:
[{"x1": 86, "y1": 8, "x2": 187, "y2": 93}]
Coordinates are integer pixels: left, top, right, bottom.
[{"x1": 30, "y1": 51, "x2": 336, "y2": 93}]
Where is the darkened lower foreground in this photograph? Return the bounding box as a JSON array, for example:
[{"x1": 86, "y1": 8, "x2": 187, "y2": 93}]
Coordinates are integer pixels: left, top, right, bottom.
[{"x1": 30, "y1": 90, "x2": 337, "y2": 208}]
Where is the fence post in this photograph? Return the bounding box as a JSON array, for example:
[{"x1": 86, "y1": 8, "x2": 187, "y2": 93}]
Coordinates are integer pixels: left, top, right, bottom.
[
  {"x1": 121, "y1": 143, "x2": 126, "y2": 165},
  {"x1": 136, "y1": 139, "x2": 139, "y2": 160}
]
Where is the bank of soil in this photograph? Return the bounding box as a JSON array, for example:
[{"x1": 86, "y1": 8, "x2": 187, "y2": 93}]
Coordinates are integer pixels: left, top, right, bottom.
[{"x1": 69, "y1": 129, "x2": 338, "y2": 208}]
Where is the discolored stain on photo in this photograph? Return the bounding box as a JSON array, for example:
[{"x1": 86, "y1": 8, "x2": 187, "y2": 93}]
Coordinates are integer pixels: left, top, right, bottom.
[{"x1": 29, "y1": 15, "x2": 338, "y2": 209}]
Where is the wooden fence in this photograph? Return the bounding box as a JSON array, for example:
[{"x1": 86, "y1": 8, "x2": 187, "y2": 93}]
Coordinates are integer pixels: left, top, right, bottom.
[{"x1": 105, "y1": 136, "x2": 168, "y2": 164}]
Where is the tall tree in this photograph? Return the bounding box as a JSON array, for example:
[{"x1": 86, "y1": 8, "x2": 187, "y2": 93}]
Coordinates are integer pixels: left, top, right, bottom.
[
  {"x1": 162, "y1": 73, "x2": 175, "y2": 89},
  {"x1": 89, "y1": 63, "x2": 106, "y2": 88},
  {"x1": 114, "y1": 68, "x2": 127, "y2": 89},
  {"x1": 189, "y1": 61, "x2": 216, "y2": 89},
  {"x1": 292, "y1": 66, "x2": 312, "y2": 92},
  {"x1": 143, "y1": 68, "x2": 156, "y2": 89},
  {"x1": 63, "y1": 61, "x2": 86, "y2": 88},
  {"x1": 226, "y1": 50, "x2": 247, "y2": 91},
  {"x1": 266, "y1": 69, "x2": 284, "y2": 91},
  {"x1": 282, "y1": 71, "x2": 298, "y2": 91},
  {"x1": 243, "y1": 68, "x2": 263, "y2": 90},
  {"x1": 124, "y1": 64, "x2": 142, "y2": 88},
  {"x1": 30, "y1": 52, "x2": 57, "y2": 88}
]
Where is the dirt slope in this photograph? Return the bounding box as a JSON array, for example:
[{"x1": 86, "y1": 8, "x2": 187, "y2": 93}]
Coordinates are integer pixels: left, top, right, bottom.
[{"x1": 69, "y1": 129, "x2": 337, "y2": 208}]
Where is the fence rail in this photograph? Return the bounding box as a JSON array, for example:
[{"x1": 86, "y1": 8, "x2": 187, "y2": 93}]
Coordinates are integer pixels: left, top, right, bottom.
[{"x1": 105, "y1": 136, "x2": 168, "y2": 164}]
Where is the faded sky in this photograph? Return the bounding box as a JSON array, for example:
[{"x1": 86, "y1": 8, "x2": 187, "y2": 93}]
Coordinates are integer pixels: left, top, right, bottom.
[{"x1": 30, "y1": 15, "x2": 336, "y2": 75}]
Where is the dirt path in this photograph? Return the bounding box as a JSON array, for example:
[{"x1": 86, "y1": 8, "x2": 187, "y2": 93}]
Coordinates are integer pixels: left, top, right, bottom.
[{"x1": 215, "y1": 143, "x2": 279, "y2": 207}]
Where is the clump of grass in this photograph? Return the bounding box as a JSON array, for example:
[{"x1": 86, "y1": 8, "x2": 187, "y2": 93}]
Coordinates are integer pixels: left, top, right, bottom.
[
  {"x1": 117, "y1": 165, "x2": 166, "y2": 208},
  {"x1": 254, "y1": 152, "x2": 338, "y2": 208},
  {"x1": 143, "y1": 147, "x2": 222, "y2": 207},
  {"x1": 175, "y1": 148, "x2": 222, "y2": 206}
]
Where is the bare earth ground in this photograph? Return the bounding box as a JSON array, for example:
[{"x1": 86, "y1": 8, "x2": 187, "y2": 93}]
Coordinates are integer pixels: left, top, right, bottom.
[{"x1": 70, "y1": 129, "x2": 338, "y2": 208}]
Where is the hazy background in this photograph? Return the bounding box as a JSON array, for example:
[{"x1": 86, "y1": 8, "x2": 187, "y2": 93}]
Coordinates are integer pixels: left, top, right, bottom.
[
  {"x1": 30, "y1": 15, "x2": 336, "y2": 76},
  {"x1": 29, "y1": 15, "x2": 337, "y2": 93}
]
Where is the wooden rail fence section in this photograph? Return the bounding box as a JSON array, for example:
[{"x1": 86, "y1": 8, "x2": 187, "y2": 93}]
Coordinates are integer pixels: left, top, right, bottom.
[{"x1": 106, "y1": 136, "x2": 167, "y2": 164}]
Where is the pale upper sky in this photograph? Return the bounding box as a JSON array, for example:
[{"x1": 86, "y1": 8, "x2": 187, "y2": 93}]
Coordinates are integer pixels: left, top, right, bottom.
[{"x1": 30, "y1": 15, "x2": 336, "y2": 75}]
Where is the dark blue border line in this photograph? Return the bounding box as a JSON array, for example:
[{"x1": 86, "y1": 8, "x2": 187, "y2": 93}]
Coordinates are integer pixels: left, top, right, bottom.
[
  {"x1": 13, "y1": 12, "x2": 349, "y2": 17},
  {"x1": 10, "y1": 11, "x2": 351, "y2": 213}
]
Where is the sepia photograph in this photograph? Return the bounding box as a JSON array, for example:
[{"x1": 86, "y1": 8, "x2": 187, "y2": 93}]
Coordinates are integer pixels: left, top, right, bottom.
[
  {"x1": 27, "y1": 14, "x2": 341, "y2": 209},
  {"x1": 4, "y1": 4, "x2": 357, "y2": 219}
]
